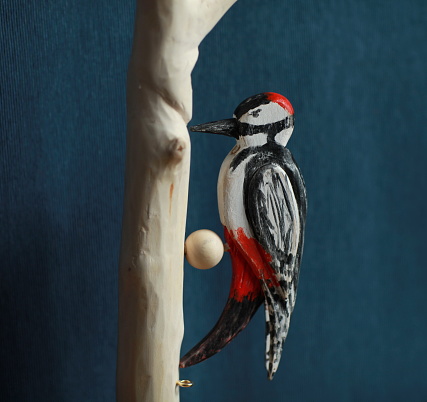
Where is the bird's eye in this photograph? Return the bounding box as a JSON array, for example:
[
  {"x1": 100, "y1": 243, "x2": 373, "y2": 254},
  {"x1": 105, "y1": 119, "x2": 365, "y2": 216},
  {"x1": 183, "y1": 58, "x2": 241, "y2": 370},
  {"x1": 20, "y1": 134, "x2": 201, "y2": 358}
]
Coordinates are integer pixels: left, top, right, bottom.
[{"x1": 249, "y1": 109, "x2": 261, "y2": 118}]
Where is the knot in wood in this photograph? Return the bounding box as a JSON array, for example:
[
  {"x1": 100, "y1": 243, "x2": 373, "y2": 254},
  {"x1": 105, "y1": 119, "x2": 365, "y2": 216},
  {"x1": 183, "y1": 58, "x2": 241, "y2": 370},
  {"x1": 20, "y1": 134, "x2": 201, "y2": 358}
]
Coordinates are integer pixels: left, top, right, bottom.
[{"x1": 167, "y1": 138, "x2": 187, "y2": 164}]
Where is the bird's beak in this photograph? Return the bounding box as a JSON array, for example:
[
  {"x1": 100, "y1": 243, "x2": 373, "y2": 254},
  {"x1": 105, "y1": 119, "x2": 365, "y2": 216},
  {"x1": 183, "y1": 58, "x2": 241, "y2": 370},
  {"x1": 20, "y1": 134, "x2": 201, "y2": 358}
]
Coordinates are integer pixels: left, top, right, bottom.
[{"x1": 190, "y1": 118, "x2": 238, "y2": 138}]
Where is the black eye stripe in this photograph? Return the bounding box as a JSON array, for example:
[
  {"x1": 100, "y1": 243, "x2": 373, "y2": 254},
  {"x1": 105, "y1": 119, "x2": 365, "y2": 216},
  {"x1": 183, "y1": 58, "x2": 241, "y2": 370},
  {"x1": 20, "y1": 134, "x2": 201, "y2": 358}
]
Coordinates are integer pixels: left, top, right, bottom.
[{"x1": 238, "y1": 116, "x2": 294, "y2": 136}]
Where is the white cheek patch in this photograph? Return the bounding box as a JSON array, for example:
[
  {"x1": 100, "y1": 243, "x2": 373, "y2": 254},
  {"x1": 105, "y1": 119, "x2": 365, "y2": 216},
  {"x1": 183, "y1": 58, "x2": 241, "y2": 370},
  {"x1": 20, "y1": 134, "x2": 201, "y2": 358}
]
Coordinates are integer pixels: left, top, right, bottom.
[
  {"x1": 274, "y1": 129, "x2": 293, "y2": 147},
  {"x1": 239, "y1": 102, "x2": 285, "y2": 125},
  {"x1": 242, "y1": 133, "x2": 268, "y2": 147}
]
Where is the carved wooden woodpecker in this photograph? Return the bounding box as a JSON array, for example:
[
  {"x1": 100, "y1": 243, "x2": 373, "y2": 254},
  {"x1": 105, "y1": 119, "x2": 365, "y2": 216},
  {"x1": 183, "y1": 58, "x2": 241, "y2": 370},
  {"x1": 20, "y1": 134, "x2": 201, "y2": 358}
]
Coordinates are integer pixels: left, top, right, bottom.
[{"x1": 180, "y1": 92, "x2": 307, "y2": 379}]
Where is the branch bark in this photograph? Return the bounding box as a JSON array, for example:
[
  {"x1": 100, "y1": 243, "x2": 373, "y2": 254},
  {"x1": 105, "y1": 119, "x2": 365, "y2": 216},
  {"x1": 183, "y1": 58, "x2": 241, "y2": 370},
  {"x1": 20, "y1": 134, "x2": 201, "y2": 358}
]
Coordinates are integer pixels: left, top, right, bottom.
[{"x1": 116, "y1": 0, "x2": 236, "y2": 401}]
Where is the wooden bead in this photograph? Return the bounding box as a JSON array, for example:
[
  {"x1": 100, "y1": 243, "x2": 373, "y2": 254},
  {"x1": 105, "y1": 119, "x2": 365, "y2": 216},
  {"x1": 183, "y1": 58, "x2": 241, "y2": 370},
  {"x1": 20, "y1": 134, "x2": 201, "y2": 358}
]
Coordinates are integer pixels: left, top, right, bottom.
[{"x1": 185, "y1": 229, "x2": 224, "y2": 269}]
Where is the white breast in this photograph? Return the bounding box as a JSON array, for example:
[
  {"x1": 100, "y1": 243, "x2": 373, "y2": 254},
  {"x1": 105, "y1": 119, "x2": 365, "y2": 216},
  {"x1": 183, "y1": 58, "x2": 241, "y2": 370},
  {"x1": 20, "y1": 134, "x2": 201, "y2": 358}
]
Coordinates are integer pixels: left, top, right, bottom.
[{"x1": 217, "y1": 144, "x2": 254, "y2": 236}]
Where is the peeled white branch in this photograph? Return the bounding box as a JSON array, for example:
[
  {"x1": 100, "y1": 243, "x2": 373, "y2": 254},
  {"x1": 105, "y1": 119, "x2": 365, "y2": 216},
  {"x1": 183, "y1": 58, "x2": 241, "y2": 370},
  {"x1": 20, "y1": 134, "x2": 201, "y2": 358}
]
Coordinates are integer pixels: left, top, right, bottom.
[{"x1": 116, "y1": 0, "x2": 236, "y2": 401}]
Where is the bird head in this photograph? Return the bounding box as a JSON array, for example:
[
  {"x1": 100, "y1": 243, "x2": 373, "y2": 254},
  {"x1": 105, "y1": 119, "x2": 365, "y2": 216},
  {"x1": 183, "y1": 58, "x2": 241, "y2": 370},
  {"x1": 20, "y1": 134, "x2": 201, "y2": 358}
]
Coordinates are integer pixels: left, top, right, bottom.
[{"x1": 190, "y1": 92, "x2": 295, "y2": 147}]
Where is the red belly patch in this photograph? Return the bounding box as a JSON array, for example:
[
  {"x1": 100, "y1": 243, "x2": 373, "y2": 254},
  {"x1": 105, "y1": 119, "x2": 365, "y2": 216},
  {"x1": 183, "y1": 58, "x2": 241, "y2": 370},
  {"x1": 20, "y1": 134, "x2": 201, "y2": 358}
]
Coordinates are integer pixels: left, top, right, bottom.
[{"x1": 224, "y1": 226, "x2": 279, "y2": 302}]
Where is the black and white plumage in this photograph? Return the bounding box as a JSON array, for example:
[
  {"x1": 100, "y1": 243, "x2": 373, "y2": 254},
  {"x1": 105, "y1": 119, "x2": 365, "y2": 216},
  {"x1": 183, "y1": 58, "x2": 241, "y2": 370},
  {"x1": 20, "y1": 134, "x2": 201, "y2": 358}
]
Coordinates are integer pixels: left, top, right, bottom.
[{"x1": 180, "y1": 93, "x2": 307, "y2": 379}]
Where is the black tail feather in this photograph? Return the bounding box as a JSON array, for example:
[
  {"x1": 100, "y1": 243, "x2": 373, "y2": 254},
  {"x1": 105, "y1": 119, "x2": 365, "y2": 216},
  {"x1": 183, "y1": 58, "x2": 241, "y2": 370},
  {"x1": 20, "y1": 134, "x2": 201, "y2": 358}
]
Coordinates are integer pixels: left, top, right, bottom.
[{"x1": 179, "y1": 295, "x2": 263, "y2": 368}]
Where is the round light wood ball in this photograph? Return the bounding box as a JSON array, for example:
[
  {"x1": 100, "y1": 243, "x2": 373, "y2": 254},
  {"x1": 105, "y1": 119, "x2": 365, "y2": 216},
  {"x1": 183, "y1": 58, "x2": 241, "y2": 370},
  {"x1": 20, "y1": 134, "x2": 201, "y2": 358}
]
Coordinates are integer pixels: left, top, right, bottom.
[{"x1": 185, "y1": 229, "x2": 224, "y2": 270}]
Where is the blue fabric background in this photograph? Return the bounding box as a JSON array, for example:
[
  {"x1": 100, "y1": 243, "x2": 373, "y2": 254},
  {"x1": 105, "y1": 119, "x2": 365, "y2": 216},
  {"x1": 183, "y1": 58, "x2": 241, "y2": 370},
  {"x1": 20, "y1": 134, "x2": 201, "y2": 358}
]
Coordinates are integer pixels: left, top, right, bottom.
[{"x1": 1, "y1": 1, "x2": 426, "y2": 401}]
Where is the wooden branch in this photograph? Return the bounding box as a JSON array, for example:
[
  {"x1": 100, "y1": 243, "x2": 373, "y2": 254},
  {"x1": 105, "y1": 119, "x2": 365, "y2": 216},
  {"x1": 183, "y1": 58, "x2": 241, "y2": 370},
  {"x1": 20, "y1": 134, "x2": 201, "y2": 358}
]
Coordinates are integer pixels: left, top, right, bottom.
[{"x1": 116, "y1": 0, "x2": 236, "y2": 401}]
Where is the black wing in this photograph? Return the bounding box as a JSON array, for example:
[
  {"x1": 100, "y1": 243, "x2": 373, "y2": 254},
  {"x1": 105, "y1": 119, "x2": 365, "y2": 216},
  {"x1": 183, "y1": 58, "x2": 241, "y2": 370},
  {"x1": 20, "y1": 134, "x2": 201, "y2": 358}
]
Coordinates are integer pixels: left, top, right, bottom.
[{"x1": 245, "y1": 161, "x2": 306, "y2": 379}]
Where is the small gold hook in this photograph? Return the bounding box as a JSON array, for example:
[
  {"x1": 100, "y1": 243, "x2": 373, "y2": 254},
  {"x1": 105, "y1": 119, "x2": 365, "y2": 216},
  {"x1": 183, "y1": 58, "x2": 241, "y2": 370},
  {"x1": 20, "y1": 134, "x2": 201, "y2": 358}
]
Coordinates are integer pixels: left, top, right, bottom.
[{"x1": 176, "y1": 379, "x2": 193, "y2": 388}]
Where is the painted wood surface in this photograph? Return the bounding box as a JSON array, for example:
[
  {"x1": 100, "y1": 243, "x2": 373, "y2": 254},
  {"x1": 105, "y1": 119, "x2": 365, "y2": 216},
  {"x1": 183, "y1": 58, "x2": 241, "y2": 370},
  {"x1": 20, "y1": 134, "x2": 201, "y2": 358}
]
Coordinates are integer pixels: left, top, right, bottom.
[
  {"x1": 180, "y1": 93, "x2": 307, "y2": 380},
  {"x1": 116, "y1": 0, "x2": 236, "y2": 401}
]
